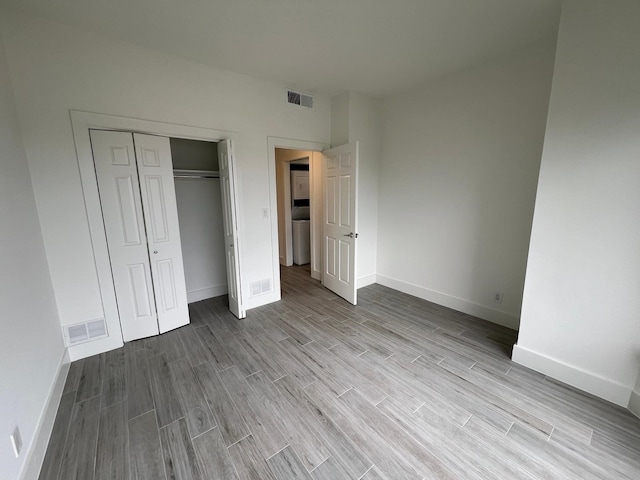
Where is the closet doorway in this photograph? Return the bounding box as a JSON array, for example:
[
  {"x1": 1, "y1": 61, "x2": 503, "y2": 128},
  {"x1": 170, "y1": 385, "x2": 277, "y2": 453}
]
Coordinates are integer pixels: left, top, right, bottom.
[
  {"x1": 170, "y1": 137, "x2": 246, "y2": 319},
  {"x1": 171, "y1": 138, "x2": 227, "y2": 304},
  {"x1": 72, "y1": 111, "x2": 243, "y2": 351}
]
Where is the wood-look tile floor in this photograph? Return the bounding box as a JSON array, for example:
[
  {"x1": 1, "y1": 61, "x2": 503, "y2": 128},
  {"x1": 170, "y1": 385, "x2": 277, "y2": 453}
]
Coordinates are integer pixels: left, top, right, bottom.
[{"x1": 39, "y1": 265, "x2": 640, "y2": 480}]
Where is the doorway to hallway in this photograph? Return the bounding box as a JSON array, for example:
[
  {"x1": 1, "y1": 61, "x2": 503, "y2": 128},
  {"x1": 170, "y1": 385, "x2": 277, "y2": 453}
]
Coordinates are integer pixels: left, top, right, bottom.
[
  {"x1": 268, "y1": 137, "x2": 360, "y2": 306},
  {"x1": 275, "y1": 148, "x2": 314, "y2": 273}
]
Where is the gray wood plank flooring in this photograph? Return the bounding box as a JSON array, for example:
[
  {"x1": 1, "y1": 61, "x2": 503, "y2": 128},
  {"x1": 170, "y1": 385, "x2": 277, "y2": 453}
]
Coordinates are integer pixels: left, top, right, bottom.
[{"x1": 39, "y1": 265, "x2": 640, "y2": 480}]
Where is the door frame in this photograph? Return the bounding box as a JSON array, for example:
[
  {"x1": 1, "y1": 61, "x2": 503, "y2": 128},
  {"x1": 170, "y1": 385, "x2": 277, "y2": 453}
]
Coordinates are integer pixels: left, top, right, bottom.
[
  {"x1": 71, "y1": 110, "x2": 239, "y2": 351},
  {"x1": 267, "y1": 137, "x2": 329, "y2": 299}
]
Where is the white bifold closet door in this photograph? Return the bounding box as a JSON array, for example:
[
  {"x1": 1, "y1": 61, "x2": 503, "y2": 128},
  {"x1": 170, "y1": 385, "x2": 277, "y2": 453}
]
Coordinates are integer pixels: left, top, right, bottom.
[
  {"x1": 218, "y1": 139, "x2": 245, "y2": 319},
  {"x1": 91, "y1": 130, "x2": 189, "y2": 341}
]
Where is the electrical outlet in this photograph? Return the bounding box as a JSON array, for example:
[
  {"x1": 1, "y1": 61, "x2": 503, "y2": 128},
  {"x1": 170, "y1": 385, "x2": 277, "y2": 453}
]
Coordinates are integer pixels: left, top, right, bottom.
[
  {"x1": 494, "y1": 292, "x2": 504, "y2": 304},
  {"x1": 10, "y1": 425, "x2": 22, "y2": 457}
]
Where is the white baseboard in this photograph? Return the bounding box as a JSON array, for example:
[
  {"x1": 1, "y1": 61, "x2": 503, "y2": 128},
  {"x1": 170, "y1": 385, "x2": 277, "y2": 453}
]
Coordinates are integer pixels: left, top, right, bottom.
[
  {"x1": 357, "y1": 274, "x2": 377, "y2": 289},
  {"x1": 512, "y1": 344, "x2": 631, "y2": 407},
  {"x1": 376, "y1": 274, "x2": 519, "y2": 330},
  {"x1": 187, "y1": 284, "x2": 228, "y2": 303},
  {"x1": 629, "y1": 390, "x2": 640, "y2": 419},
  {"x1": 279, "y1": 256, "x2": 293, "y2": 267},
  {"x1": 20, "y1": 348, "x2": 70, "y2": 480}
]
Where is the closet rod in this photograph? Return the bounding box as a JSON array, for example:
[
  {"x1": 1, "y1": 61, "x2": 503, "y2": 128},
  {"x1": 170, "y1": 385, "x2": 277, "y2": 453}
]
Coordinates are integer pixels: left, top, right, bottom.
[
  {"x1": 173, "y1": 169, "x2": 220, "y2": 179},
  {"x1": 173, "y1": 173, "x2": 220, "y2": 179}
]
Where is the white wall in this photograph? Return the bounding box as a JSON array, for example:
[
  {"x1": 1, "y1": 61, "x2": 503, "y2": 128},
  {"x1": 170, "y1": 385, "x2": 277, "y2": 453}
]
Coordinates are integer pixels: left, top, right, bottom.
[
  {"x1": 376, "y1": 39, "x2": 557, "y2": 330},
  {"x1": 514, "y1": 0, "x2": 640, "y2": 407},
  {"x1": 331, "y1": 92, "x2": 349, "y2": 146},
  {"x1": 348, "y1": 92, "x2": 382, "y2": 287},
  {"x1": 330, "y1": 91, "x2": 382, "y2": 288},
  {"x1": 0, "y1": 28, "x2": 66, "y2": 480},
  {"x1": 0, "y1": 10, "x2": 330, "y2": 358}
]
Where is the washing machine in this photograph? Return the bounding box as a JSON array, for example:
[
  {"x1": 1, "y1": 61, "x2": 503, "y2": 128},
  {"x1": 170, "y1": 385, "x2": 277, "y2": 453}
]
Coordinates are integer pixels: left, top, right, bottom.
[{"x1": 292, "y1": 219, "x2": 311, "y2": 265}]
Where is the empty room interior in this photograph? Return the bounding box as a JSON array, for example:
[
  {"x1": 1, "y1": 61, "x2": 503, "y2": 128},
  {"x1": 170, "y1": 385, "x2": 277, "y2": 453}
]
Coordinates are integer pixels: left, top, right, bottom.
[{"x1": 1, "y1": 0, "x2": 640, "y2": 479}]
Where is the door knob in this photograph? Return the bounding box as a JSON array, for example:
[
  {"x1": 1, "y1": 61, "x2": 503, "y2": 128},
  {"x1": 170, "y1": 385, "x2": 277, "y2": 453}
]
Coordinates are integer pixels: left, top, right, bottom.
[
  {"x1": 343, "y1": 232, "x2": 358, "y2": 238},
  {"x1": 153, "y1": 250, "x2": 158, "y2": 254}
]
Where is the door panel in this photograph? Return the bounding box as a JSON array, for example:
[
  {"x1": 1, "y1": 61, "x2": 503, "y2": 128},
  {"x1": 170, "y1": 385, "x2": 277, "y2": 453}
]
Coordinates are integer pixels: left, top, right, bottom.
[
  {"x1": 326, "y1": 237, "x2": 336, "y2": 277},
  {"x1": 326, "y1": 176, "x2": 337, "y2": 225},
  {"x1": 339, "y1": 240, "x2": 350, "y2": 283},
  {"x1": 128, "y1": 263, "x2": 154, "y2": 317},
  {"x1": 133, "y1": 133, "x2": 189, "y2": 333},
  {"x1": 90, "y1": 130, "x2": 159, "y2": 341},
  {"x1": 144, "y1": 175, "x2": 170, "y2": 242},
  {"x1": 322, "y1": 142, "x2": 359, "y2": 305},
  {"x1": 116, "y1": 176, "x2": 142, "y2": 245},
  {"x1": 218, "y1": 139, "x2": 245, "y2": 318},
  {"x1": 340, "y1": 175, "x2": 352, "y2": 227},
  {"x1": 157, "y1": 258, "x2": 178, "y2": 310}
]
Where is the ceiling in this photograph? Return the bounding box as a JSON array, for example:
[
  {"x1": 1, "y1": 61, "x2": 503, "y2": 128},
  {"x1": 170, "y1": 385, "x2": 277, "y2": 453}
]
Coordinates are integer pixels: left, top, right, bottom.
[{"x1": 0, "y1": 0, "x2": 561, "y2": 97}]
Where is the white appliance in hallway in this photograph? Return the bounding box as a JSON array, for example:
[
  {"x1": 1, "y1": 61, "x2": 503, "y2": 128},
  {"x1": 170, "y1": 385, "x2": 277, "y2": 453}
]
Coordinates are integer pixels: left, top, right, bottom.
[{"x1": 292, "y1": 219, "x2": 311, "y2": 265}]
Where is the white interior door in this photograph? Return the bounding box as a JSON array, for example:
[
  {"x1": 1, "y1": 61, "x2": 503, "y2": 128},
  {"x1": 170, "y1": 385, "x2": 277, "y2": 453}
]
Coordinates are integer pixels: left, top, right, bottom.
[
  {"x1": 322, "y1": 142, "x2": 359, "y2": 304},
  {"x1": 90, "y1": 130, "x2": 159, "y2": 341},
  {"x1": 218, "y1": 139, "x2": 245, "y2": 318},
  {"x1": 133, "y1": 133, "x2": 189, "y2": 333}
]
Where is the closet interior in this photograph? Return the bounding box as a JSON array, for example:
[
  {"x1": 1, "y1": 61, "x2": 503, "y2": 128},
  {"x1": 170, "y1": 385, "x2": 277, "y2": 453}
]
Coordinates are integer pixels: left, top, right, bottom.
[{"x1": 170, "y1": 138, "x2": 228, "y2": 304}]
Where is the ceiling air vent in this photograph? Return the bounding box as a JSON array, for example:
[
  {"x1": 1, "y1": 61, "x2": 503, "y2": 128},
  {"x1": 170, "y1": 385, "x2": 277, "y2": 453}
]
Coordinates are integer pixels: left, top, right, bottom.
[
  {"x1": 287, "y1": 90, "x2": 313, "y2": 108},
  {"x1": 63, "y1": 318, "x2": 108, "y2": 346}
]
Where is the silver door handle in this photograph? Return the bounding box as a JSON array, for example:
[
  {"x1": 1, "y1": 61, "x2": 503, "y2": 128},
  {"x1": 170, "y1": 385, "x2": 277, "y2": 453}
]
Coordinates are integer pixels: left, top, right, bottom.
[
  {"x1": 343, "y1": 233, "x2": 359, "y2": 238},
  {"x1": 153, "y1": 250, "x2": 158, "y2": 254}
]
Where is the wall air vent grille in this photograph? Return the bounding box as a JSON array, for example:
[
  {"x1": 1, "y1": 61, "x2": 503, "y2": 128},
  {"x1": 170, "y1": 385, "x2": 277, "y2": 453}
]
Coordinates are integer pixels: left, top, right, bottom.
[
  {"x1": 64, "y1": 318, "x2": 108, "y2": 346},
  {"x1": 287, "y1": 90, "x2": 313, "y2": 108},
  {"x1": 250, "y1": 278, "x2": 272, "y2": 297}
]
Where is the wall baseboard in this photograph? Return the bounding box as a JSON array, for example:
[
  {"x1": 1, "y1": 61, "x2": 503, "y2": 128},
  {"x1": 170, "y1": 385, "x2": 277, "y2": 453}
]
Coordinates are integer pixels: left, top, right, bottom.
[
  {"x1": 187, "y1": 284, "x2": 228, "y2": 303},
  {"x1": 357, "y1": 274, "x2": 377, "y2": 289},
  {"x1": 512, "y1": 344, "x2": 631, "y2": 407},
  {"x1": 629, "y1": 390, "x2": 640, "y2": 419},
  {"x1": 376, "y1": 274, "x2": 520, "y2": 330},
  {"x1": 20, "y1": 348, "x2": 70, "y2": 480}
]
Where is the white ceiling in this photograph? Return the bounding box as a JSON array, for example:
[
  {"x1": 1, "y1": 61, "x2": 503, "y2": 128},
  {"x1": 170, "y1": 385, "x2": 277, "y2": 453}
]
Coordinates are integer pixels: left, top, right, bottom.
[{"x1": 0, "y1": 0, "x2": 561, "y2": 97}]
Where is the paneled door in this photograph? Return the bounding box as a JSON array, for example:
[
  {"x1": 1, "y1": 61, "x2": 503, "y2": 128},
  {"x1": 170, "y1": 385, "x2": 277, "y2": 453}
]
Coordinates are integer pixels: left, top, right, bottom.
[
  {"x1": 90, "y1": 130, "x2": 159, "y2": 341},
  {"x1": 218, "y1": 139, "x2": 245, "y2": 318},
  {"x1": 133, "y1": 133, "x2": 189, "y2": 333},
  {"x1": 322, "y1": 142, "x2": 359, "y2": 305}
]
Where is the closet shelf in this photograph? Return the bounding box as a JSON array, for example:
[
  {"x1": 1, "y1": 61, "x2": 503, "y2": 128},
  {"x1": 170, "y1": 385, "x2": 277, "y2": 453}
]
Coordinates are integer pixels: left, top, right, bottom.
[{"x1": 173, "y1": 169, "x2": 220, "y2": 179}]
